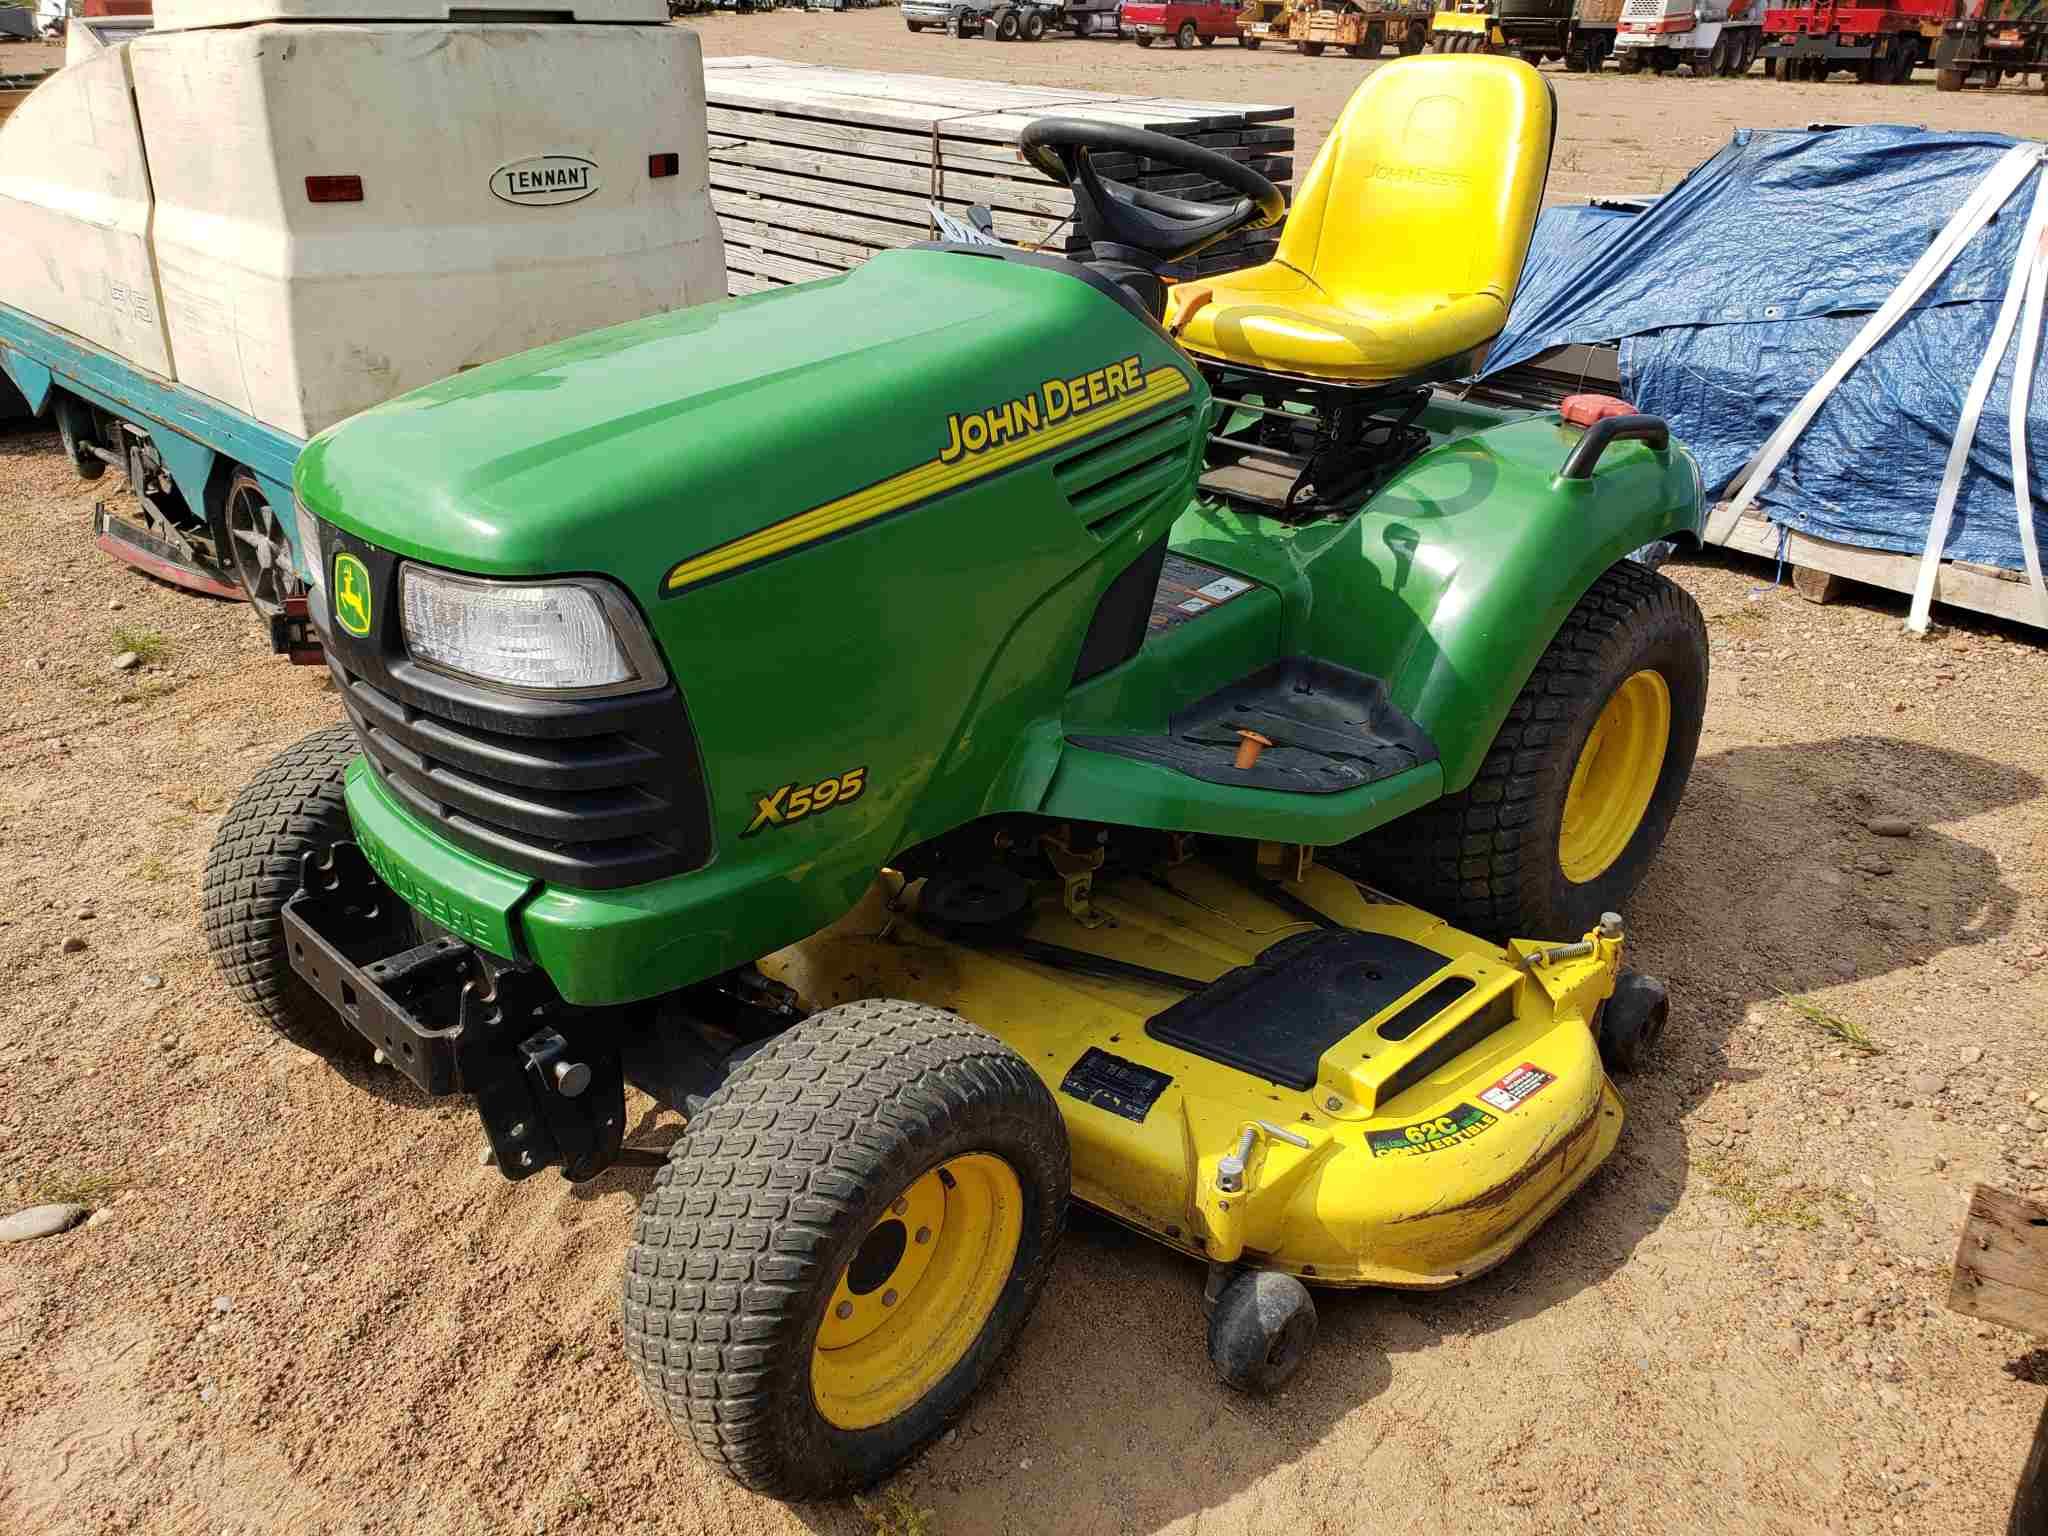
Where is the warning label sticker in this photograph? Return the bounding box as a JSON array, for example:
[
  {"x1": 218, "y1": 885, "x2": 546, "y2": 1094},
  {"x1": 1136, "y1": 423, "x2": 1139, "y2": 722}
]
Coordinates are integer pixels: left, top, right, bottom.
[
  {"x1": 1150, "y1": 555, "x2": 1259, "y2": 632},
  {"x1": 1480, "y1": 1062, "x2": 1556, "y2": 1114},
  {"x1": 1366, "y1": 1102, "x2": 1499, "y2": 1158}
]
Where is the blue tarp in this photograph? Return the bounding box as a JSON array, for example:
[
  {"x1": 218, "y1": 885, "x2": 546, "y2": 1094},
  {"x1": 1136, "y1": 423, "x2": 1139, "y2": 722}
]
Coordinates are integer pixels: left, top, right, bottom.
[{"x1": 1485, "y1": 125, "x2": 2048, "y2": 573}]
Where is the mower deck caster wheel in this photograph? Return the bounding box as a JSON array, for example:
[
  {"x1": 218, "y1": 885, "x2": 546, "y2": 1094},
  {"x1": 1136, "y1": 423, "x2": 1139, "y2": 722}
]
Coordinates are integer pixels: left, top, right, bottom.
[
  {"x1": 1207, "y1": 1270, "x2": 1317, "y2": 1394},
  {"x1": 1598, "y1": 971, "x2": 1669, "y2": 1074}
]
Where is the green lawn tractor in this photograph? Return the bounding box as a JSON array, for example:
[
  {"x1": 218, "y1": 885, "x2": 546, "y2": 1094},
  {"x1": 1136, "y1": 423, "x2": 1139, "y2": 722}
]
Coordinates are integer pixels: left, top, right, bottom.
[{"x1": 203, "y1": 55, "x2": 1707, "y2": 1501}]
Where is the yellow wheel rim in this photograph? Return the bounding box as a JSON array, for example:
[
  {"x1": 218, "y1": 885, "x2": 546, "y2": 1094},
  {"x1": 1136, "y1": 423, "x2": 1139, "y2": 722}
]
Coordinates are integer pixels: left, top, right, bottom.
[
  {"x1": 1558, "y1": 669, "x2": 1672, "y2": 884},
  {"x1": 811, "y1": 1153, "x2": 1023, "y2": 1431}
]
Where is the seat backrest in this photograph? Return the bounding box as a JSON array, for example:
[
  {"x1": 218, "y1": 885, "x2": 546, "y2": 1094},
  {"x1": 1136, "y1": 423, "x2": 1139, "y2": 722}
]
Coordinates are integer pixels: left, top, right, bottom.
[{"x1": 1277, "y1": 55, "x2": 1554, "y2": 313}]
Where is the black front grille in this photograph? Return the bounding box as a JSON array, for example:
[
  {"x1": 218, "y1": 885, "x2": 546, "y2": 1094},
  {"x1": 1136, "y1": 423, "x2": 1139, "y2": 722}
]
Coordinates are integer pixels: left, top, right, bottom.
[{"x1": 318, "y1": 526, "x2": 713, "y2": 891}]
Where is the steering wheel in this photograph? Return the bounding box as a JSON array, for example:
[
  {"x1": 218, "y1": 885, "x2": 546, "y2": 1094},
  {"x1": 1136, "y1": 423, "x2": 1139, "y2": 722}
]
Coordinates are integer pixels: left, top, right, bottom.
[{"x1": 1018, "y1": 118, "x2": 1286, "y2": 265}]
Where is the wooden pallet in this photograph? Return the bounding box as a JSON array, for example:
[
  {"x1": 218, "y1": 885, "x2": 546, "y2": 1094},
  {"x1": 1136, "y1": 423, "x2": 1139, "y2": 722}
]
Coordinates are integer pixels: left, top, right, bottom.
[{"x1": 704, "y1": 58, "x2": 1292, "y2": 291}]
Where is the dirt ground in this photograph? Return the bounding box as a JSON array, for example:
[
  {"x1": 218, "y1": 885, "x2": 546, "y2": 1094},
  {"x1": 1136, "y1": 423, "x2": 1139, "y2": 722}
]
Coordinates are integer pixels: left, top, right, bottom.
[{"x1": 5, "y1": 14, "x2": 2048, "y2": 1536}]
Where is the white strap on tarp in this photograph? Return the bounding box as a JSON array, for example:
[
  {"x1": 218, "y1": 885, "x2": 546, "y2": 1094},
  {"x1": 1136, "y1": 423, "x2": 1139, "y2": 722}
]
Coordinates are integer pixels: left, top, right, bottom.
[
  {"x1": 1703, "y1": 144, "x2": 2047, "y2": 564},
  {"x1": 2002, "y1": 217, "x2": 2048, "y2": 623},
  {"x1": 1909, "y1": 164, "x2": 2048, "y2": 631}
]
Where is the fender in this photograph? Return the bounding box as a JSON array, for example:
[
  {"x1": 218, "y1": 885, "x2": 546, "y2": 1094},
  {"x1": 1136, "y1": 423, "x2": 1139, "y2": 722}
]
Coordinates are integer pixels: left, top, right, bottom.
[
  {"x1": 1292, "y1": 409, "x2": 1702, "y2": 793},
  {"x1": 1044, "y1": 406, "x2": 1702, "y2": 844}
]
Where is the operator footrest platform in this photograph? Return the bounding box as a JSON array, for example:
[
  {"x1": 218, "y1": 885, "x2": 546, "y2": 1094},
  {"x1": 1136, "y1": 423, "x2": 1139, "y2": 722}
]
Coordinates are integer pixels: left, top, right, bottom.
[{"x1": 1069, "y1": 656, "x2": 1438, "y2": 794}]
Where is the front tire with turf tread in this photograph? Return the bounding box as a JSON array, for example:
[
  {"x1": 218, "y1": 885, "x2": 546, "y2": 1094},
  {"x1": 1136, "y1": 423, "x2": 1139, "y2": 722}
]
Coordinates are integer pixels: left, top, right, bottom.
[
  {"x1": 201, "y1": 724, "x2": 372, "y2": 1055},
  {"x1": 1339, "y1": 561, "x2": 1708, "y2": 943},
  {"x1": 622, "y1": 999, "x2": 1070, "y2": 1500}
]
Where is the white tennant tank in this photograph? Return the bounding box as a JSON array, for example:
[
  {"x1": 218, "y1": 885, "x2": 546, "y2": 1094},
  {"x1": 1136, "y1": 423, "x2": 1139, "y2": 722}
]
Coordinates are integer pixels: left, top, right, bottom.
[{"x1": 0, "y1": 0, "x2": 723, "y2": 633}]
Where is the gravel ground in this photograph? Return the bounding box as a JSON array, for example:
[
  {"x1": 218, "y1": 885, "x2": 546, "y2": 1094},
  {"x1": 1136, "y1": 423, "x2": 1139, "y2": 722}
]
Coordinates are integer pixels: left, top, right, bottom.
[{"x1": 5, "y1": 16, "x2": 2048, "y2": 1536}]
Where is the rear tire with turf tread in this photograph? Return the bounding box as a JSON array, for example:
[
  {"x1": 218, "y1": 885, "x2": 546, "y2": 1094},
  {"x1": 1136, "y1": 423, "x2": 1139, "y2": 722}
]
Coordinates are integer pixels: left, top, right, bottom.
[
  {"x1": 621, "y1": 999, "x2": 1070, "y2": 1499},
  {"x1": 1338, "y1": 561, "x2": 1708, "y2": 943},
  {"x1": 201, "y1": 724, "x2": 378, "y2": 1056}
]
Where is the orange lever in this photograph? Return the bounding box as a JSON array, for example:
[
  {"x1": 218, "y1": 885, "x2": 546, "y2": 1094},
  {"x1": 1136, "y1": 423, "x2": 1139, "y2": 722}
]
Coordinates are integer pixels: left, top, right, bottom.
[
  {"x1": 1169, "y1": 284, "x2": 1216, "y2": 339},
  {"x1": 1234, "y1": 730, "x2": 1274, "y2": 770}
]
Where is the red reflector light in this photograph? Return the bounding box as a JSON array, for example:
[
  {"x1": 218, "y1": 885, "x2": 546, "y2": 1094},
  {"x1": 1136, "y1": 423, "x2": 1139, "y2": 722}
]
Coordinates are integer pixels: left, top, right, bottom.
[
  {"x1": 305, "y1": 175, "x2": 364, "y2": 204},
  {"x1": 648, "y1": 152, "x2": 680, "y2": 179}
]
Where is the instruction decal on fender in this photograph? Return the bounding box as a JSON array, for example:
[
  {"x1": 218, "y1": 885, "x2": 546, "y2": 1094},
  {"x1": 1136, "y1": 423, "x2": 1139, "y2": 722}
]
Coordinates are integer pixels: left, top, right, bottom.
[
  {"x1": 1480, "y1": 1063, "x2": 1555, "y2": 1114},
  {"x1": 1367, "y1": 1102, "x2": 1498, "y2": 1158},
  {"x1": 661, "y1": 359, "x2": 1191, "y2": 595},
  {"x1": 1060, "y1": 1047, "x2": 1172, "y2": 1124}
]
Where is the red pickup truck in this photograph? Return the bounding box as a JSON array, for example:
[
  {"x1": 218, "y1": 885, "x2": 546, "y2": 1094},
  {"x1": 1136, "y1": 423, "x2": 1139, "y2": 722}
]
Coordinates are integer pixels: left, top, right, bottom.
[{"x1": 1124, "y1": 0, "x2": 1240, "y2": 46}]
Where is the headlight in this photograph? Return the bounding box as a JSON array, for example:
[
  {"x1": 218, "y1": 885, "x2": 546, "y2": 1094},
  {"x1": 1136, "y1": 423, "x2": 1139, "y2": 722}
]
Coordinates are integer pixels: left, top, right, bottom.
[
  {"x1": 295, "y1": 501, "x2": 325, "y2": 596},
  {"x1": 398, "y1": 565, "x2": 664, "y2": 697}
]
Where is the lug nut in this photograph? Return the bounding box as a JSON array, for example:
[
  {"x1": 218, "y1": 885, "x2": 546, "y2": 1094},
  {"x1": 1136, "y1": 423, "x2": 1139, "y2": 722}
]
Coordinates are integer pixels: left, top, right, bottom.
[
  {"x1": 891, "y1": 1197, "x2": 909, "y2": 1217},
  {"x1": 835, "y1": 1300, "x2": 853, "y2": 1320},
  {"x1": 881, "y1": 1289, "x2": 898, "y2": 1307},
  {"x1": 915, "y1": 1226, "x2": 931, "y2": 1245}
]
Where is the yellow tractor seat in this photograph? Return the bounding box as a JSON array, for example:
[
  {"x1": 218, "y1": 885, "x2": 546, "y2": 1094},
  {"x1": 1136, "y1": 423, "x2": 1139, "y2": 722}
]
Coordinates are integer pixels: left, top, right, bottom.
[{"x1": 1165, "y1": 55, "x2": 1555, "y2": 386}]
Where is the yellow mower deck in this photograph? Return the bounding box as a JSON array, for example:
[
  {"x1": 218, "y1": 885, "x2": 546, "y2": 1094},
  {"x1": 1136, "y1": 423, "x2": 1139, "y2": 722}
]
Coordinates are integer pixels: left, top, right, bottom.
[{"x1": 766, "y1": 858, "x2": 1624, "y2": 1290}]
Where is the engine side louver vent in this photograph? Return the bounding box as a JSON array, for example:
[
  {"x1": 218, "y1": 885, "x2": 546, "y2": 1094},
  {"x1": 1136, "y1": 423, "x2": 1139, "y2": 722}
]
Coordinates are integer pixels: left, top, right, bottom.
[{"x1": 1053, "y1": 407, "x2": 1197, "y2": 537}]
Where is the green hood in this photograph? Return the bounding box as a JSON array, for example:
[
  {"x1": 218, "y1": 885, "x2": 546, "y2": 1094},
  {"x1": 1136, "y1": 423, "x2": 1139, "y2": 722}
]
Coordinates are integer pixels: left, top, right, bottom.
[{"x1": 294, "y1": 248, "x2": 1173, "y2": 607}]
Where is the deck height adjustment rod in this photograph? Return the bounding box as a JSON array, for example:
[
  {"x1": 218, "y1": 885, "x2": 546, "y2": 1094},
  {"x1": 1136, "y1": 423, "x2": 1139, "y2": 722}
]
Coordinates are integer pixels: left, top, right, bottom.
[{"x1": 1216, "y1": 1120, "x2": 1315, "y2": 1194}]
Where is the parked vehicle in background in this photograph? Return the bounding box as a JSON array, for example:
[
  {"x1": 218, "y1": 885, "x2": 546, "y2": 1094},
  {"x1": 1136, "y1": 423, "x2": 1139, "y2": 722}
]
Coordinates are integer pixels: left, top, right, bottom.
[
  {"x1": 1431, "y1": 0, "x2": 1504, "y2": 48},
  {"x1": 1237, "y1": 0, "x2": 1291, "y2": 43},
  {"x1": 903, "y1": 0, "x2": 967, "y2": 26},
  {"x1": 1288, "y1": 0, "x2": 1428, "y2": 53},
  {"x1": 1498, "y1": 0, "x2": 1621, "y2": 65},
  {"x1": 1932, "y1": 0, "x2": 2042, "y2": 89},
  {"x1": 1760, "y1": 0, "x2": 1950, "y2": 80},
  {"x1": 1615, "y1": 0, "x2": 1763, "y2": 72},
  {"x1": 1126, "y1": 0, "x2": 1237, "y2": 44},
  {"x1": 1066, "y1": 0, "x2": 1123, "y2": 31},
  {"x1": 0, "y1": 0, "x2": 724, "y2": 650},
  {"x1": 949, "y1": 0, "x2": 1063, "y2": 34}
]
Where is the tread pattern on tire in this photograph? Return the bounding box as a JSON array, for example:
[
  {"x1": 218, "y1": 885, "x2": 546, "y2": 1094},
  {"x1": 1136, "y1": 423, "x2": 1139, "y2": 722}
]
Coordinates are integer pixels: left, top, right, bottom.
[
  {"x1": 1346, "y1": 561, "x2": 1707, "y2": 940},
  {"x1": 621, "y1": 999, "x2": 1069, "y2": 1498},
  {"x1": 200, "y1": 724, "x2": 364, "y2": 1044}
]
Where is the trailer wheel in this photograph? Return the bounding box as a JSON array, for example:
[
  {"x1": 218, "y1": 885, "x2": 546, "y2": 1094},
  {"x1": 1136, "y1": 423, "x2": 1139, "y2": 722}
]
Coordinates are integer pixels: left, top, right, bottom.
[
  {"x1": 623, "y1": 999, "x2": 1069, "y2": 1499},
  {"x1": 1175, "y1": 19, "x2": 1196, "y2": 46},
  {"x1": 1137, "y1": 30, "x2": 1152, "y2": 44},
  {"x1": 1617, "y1": 47, "x2": 1642, "y2": 71},
  {"x1": 1240, "y1": 32, "x2": 1261, "y2": 46},
  {"x1": 1302, "y1": 37, "x2": 1325, "y2": 53},
  {"x1": 1024, "y1": 8, "x2": 1044, "y2": 37},
  {"x1": 1707, "y1": 34, "x2": 1730, "y2": 73},
  {"x1": 1199, "y1": 28, "x2": 1214, "y2": 44},
  {"x1": 202, "y1": 725, "x2": 400, "y2": 1057},
  {"x1": 995, "y1": 7, "x2": 1019, "y2": 38},
  {"x1": 1401, "y1": 19, "x2": 1425, "y2": 52},
  {"x1": 1338, "y1": 561, "x2": 1709, "y2": 946}
]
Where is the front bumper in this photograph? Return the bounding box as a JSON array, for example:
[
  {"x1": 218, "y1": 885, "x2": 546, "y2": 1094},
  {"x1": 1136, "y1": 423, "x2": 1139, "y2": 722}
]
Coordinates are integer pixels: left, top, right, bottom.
[{"x1": 283, "y1": 839, "x2": 626, "y2": 1179}]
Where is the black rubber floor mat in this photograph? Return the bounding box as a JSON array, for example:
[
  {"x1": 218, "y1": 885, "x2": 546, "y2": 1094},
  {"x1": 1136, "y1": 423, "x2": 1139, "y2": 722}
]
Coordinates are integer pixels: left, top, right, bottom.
[
  {"x1": 1069, "y1": 656, "x2": 1438, "y2": 794},
  {"x1": 1145, "y1": 928, "x2": 1448, "y2": 1090}
]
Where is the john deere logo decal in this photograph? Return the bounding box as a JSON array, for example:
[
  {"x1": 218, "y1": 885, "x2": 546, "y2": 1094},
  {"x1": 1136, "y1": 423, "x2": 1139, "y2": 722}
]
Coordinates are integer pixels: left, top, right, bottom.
[{"x1": 333, "y1": 553, "x2": 373, "y2": 638}]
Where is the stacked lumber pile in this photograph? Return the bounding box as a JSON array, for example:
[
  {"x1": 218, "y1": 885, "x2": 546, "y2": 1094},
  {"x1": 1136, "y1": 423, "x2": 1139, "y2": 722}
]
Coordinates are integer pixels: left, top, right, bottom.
[{"x1": 704, "y1": 58, "x2": 1294, "y2": 295}]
